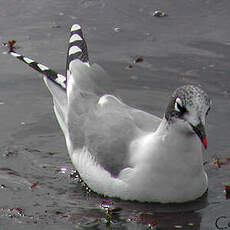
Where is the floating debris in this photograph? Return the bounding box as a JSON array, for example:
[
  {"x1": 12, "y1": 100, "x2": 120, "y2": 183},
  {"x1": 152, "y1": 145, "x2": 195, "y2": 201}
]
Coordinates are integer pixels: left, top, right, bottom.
[
  {"x1": 153, "y1": 10, "x2": 168, "y2": 17},
  {"x1": 30, "y1": 181, "x2": 39, "y2": 189},
  {"x1": 134, "y1": 57, "x2": 144, "y2": 64},
  {"x1": 210, "y1": 157, "x2": 230, "y2": 168},
  {"x1": 1, "y1": 184, "x2": 7, "y2": 189},
  {"x1": 24, "y1": 148, "x2": 41, "y2": 153},
  {"x1": 55, "y1": 210, "x2": 64, "y2": 215},
  {"x1": 47, "y1": 152, "x2": 56, "y2": 156},
  {"x1": 8, "y1": 207, "x2": 25, "y2": 217},
  {"x1": 2, "y1": 40, "x2": 17, "y2": 52},
  {"x1": 101, "y1": 202, "x2": 122, "y2": 227},
  {"x1": 147, "y1": 221, "x2": 158, "y2": 229},
  {"x1": 127, "y1": 56, "x2": 144, "y2": 69},
  {"x1": 105, "y1": 210, "x2": 112, "y2": 227},
  {"x1": 4, "y1": 150, "x2": 18, "y2": 157},
  {"x1": 213, "y1": 158, "x2": 224, "y2": 168},
  {"x1": 101, "y1": 202, "x2": 122, "y2": 215},
  {"x1": 113, "y1": 27, "x2": 121, "y2": 32},
  {"x1": 0, "y1": 167, "x2": 20, "y2": 177}
]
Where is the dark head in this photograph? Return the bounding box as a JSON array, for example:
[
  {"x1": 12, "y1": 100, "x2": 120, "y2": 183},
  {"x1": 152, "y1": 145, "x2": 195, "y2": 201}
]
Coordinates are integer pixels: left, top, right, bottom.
[{"x1": 165, "y1": 85, "x2": 211, "y2": 149}]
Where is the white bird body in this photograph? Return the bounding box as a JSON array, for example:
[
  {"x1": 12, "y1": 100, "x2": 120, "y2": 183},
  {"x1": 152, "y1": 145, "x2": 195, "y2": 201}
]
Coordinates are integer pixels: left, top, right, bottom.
[
  {"x1": 8, "y1": 24, "x2": 211, "y2": 203},
  {"x1": 68, "y1": 119, "x2": 207, "y2": 203},
  {"x1": 44, "y1": 59, "x2": 208, "y2": 203}
]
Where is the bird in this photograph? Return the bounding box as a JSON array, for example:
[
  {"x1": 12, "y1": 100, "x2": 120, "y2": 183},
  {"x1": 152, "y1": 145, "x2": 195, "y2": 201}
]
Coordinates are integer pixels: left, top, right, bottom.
[{"x1": 7, "y1": 24, "x2": 211, "y2": 203}]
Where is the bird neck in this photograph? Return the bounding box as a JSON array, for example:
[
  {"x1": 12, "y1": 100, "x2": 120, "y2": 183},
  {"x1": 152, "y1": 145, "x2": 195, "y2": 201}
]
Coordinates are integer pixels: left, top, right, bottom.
[
  {"x1": 128, "y1": 117, "x2": 207, "y2": 202},
  {"x1": 155, "y1": 117, "x2": 204, "y2": 168}
]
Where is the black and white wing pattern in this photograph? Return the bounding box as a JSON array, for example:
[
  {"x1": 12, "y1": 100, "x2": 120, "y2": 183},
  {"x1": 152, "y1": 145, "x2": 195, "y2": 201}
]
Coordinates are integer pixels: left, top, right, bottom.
[
  {"x1": 66, "y1": 24, "x2": 89, "y2": 74},
  {"x1": 8, "y1": 24, "x2": 89, "y2": 91},
  {"x1": 9, "y1": 51, "x2": 66, "y2": 90}
]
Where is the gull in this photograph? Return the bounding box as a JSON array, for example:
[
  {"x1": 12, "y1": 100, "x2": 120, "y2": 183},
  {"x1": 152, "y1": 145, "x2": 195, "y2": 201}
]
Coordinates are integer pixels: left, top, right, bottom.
[{"x1": 8, "y1": 24, "x2": 211, "y2": 203}]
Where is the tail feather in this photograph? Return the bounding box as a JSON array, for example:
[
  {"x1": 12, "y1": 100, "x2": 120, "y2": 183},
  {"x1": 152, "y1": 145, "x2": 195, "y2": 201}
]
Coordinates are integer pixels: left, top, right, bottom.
[
  {"x1": 66, "y1": 24, "x2": 89, "y2": 74},
  {"x1": 44, "y1": 78, "x2": 68, "y2": 135},
  {"x1": 9, "y1": 51, "x2": 66, "y2": 90}
]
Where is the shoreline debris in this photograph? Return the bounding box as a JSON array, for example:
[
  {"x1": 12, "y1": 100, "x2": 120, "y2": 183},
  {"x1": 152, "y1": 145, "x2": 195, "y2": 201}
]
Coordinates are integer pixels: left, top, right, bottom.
[{"x1": 153, "y1": 10, "x2": 168, "y2": 17}]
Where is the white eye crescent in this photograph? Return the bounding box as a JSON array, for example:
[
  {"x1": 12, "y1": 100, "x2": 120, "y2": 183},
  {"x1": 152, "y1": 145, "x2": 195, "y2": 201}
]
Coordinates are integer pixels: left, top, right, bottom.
[{"x1": 174, "y1": 97, "x2": 183, "y2": 112}]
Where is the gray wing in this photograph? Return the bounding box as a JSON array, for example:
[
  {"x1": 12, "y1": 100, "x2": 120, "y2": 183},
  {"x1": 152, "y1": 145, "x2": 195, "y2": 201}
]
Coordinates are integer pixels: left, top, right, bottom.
[
  {"x1": 10, "y1": 52, "x2": 161, "y2": 177},
  {"x1": 82, "y1": 102, "x2": 161, "y2": 176},
  {"x1": 66, "y1": 61, "x2": 161, "y2": 176},
  {"x1": 7, "y1": 24, "x2": 162, "y2": 178}
]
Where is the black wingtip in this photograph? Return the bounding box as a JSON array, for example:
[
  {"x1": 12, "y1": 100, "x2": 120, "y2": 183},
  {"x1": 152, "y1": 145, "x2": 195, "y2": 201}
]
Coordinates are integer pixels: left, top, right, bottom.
[
  {"x1": 8, "y1": 51, "x2": 66, "y2": 91},
  {"x1": 7, "y1": 24, "x2": 89, "y2": 90},
  {"x1": 66, "y1": 24, "x2": 89, "y2": 73}
]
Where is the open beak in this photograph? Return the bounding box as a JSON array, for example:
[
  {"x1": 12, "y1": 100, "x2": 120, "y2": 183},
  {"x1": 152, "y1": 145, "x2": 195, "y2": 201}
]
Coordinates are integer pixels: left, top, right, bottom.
[{"x1": 190, "y1": 122, "x2": 207, "y2": 149}]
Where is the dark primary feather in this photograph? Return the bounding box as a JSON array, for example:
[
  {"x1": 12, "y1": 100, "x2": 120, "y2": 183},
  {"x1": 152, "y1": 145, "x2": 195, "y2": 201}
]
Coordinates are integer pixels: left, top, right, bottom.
[
  {"x1": 9, "y1": 51, "x2": 66, "y2": 91},
  {"x1": 8, "y1": 25, "x2": 89, "y2": 91},
  {"x1": 66, "y1": 24, "x2": 89, "y2": 73}
]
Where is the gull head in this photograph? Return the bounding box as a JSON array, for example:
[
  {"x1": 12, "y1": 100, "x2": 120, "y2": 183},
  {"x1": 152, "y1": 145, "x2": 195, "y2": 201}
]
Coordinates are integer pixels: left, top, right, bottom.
[{"x1": 165, "y1": 85, "x2": 211, "y2": 149}]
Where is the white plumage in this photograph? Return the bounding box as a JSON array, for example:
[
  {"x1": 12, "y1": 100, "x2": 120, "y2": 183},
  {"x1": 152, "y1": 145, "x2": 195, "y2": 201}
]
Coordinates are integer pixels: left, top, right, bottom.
[{"x1": 8, "y1": 24, "x2": 211, "y2": 203}]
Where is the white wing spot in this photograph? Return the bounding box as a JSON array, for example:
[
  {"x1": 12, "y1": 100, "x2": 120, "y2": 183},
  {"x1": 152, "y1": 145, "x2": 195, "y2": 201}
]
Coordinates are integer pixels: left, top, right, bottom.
[
  {"x1": 23, "y1": 57, "x2": 34, "y2": 64},
  {"x1": 10, "y1": 52, "x2": 21, "y2": 57},
  {"x1": 71, "y1": 24, "x2": 81, "y2": 32},
  {"x1": 56, "y1": 74, "x2": 66, "y2": 88},
  {"x1": 69, "y1": 34, "x2": 82, "y2": 43},
  {"x1": 69, "y1": 46, "x2": 82, "y2": 56},
  {"x1": 37, "y1": 63, "x2": 49, "y2": 71}
]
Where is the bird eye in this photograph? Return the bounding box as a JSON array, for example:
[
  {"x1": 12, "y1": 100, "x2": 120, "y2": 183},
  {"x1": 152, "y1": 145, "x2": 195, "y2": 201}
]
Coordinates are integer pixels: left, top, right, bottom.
[
  {"x1": 174, "y1": 97, "x2": 187, "y2": 115},
  {"x1": 174, "y1": 98, "x2": 183, "y2": 112}
]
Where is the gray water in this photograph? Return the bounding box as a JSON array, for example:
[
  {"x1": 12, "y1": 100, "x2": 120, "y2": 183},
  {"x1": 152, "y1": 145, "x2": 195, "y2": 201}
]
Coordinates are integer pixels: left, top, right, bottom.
[{"x1": 0, "y1": 0, "x2": 230, "y2": 229}]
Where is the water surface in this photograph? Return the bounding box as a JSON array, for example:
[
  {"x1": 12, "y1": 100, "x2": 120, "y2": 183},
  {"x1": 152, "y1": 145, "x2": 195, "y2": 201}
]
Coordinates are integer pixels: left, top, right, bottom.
[{"x1": 0, "y1": 0, "x2": 230, "y2": 229}]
